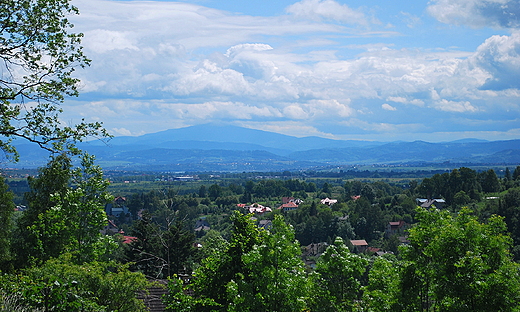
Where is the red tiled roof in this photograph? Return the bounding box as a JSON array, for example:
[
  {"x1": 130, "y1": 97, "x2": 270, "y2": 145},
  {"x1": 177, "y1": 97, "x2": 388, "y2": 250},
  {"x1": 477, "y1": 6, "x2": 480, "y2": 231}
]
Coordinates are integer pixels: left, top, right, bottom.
[
  {"x1": 350, "y1": 239, "x2": 368, "y2": 246},
  {"x1": 122, "y1": 236, "x2": 137, "y2": 244}
]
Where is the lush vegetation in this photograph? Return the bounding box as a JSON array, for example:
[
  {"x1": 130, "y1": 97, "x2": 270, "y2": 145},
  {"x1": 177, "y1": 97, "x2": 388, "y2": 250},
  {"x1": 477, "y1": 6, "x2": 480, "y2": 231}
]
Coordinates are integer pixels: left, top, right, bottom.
[{"x1": 3, "y1": 0, "x2": 520, "y2": 311}]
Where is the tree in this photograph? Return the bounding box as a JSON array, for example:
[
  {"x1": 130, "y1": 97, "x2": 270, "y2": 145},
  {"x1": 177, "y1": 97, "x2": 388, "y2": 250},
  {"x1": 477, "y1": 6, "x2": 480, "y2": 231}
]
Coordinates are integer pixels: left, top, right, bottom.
[
  {"x1": 514, "y1": 166, "x2": 520, "y2": 181},
  {"x1": 0, "y1": 177, "x2": 14, "y2": 270},
  {"x1": 1, "y1": 255, "x2": 150, "y2": 312},
  {"x1": 126, "y1": 211, "x2": 165, "y2": 278},
  {"x1": 192, "y1": 211, "x2": 261, "y2": 309},
  {"x1": 14, "y1": 154, "x2": 73, "y2": 267},
  {"x1": 13, "y1": 153, "x2": 113, "y2": 267},
  {"x1": 227, "y1": 215, "x2": 312, "y2": 312},
  {"x1": 399, "y1": 206, "x2": 520, "y2": 311},
  {"x1": 312, "y1": 237, "x2": 368, "y2": 311},
  {"x1": 49, "y1": 153, "x2": 113, "y2": 264},
  {"x1": 362, "y1": 255, "x2": 400, "y2": 311},
  {"x1": 0, "y1": 0, "x2": 109, "y2": 160},
  {"x1": 480, "y1": 169, "x2": 500, "y2": 193}
]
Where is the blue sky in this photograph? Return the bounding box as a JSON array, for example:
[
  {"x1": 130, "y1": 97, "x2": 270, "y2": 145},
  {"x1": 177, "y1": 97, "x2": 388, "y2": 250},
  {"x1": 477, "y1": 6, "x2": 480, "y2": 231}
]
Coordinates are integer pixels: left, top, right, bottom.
[{"x1": 66, "y1": 0, "x2": 520, "y2": 142}]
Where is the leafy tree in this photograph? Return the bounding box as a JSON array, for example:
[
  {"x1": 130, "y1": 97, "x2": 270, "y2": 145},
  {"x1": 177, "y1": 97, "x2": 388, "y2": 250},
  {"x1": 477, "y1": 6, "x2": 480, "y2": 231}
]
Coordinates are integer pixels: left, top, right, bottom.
[
  {"x1": 13, "y1": 154, "x2": 113, "y2": 267},
  {"x1": 14, "y1": 154, "x2": 73, "y2": 267},
  {"x1": 399, "y1": 206, "x2": 520, "y2": 311},
  {"x1": 49, "y1": 153, "x2": 113, "y2": 264},
  {"x1": 227, "y1": 215, "x2": 312, "y2": 312},
  {"x1": 312, "y1": 237, "x2": 368, "y2": 311},
  {"x1": 480, "y1": 169, "x2": 501, "y2": 193},
  {"x1": 208, "y1": 184, "x2": 222, "y2": 201},
  {"x1": 1, "y1": 255, "x2": 149, "y2": 312},
  {"x1": 0, "y1": 0, "x2": 109, "y2": 160},
  {"x1": 0, "y1": 177, "x2": 15, "y2": 270},
  {"x1": 362, "y1": 255, "x2": 400, "y2": 312},
  {"x1": 192, "y1": 211, "x2": 261, "y2": 309}
]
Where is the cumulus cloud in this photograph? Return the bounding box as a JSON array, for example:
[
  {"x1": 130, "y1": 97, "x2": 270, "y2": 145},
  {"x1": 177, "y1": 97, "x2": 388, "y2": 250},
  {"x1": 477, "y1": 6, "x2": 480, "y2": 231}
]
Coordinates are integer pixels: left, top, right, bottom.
[
  {"x1": 427, "y1": 0, "x2": 520, "y2": 28},
  {"x1": 286, "y1": 0, "x2": 369, "y2": 25},
  {"x1": 469, "y1": 32, "x2": 520, "y2": 90},
  {"x1": 382, "y1": 103, "x2": 397, "y2": 111},
  {"x1": 58, "y1": 0, "x2": 520, "y2": 141}
]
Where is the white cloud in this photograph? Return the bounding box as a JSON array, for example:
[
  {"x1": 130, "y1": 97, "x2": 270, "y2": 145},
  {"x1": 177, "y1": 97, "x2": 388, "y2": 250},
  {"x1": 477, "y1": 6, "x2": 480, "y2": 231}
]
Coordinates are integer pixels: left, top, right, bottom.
[
  {"x1": 382, "y1": 103, "x2": 397, "y2": 111},
  {"x1": 225, "y1": 44, "x2": 274, "y2": 58},
  {"x1": 468, "y1": 32, "x2": 520, "y2": 90},
  {"x1": 286, "y1": 0, "x2": 369, "y2": 25},
  {"x1": 54, "y1": 0, "x2": 520, "y2": 142},
  {"x1": 427, "y1": 0, "x2": 520, "y2": 29},
  {"x1": 432, "y1": 99, "x2": 479, "y2": 112},
  {"x1": 387, "y1": 96, "x2": 425, "y2": 106},
  {"x1": 83, "y1": 29, "x2": 139, "y2": 53}
]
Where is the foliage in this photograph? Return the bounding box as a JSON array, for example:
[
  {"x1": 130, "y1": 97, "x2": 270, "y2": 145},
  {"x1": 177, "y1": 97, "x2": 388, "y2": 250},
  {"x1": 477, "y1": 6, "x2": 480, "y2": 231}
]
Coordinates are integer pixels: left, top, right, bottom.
[
  {"x1": 362, "y1": 255, "x2": 400, "y2": 312},
  {"x1": 0, "y1": 176, "x2": 14, "y2": 270},
  {"x1": 312, "y1": 237, "x2": 368, "y2": 311},
  {"x1": 192, "y1": 211, "x2": 261, "y2": 309},
  {"x1": 49, "y1": 153, "x2": 113, "y2": 263},
  {"x1": 227, "y1": 215, "x2": 312, "y2": 312},
  {"x1": 125, "y1": 211, "x2": 196, "y2": 278},
  {"x1": 0, "y1": 0, "x2": 109, "y2": 160},
  {"x1": 0, "y1": 255, "x2": 149, "y2": 312},
  {"x1": 163, "y1": 275, "x2": 220, "y2": 312},
  {"x1": 13, "y1": 153, "x2": 113, "y2": 267},
  {"x1": 14, "y1": 154, "x2": 73, "y2": 267},
  {"x1": 399, "y1": 206, "x2": 520, "y2": 311}
]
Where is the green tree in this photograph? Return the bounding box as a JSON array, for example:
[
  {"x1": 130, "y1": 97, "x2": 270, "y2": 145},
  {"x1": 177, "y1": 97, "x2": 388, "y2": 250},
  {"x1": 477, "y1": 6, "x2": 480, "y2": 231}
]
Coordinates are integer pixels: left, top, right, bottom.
[
  {"x1": 14, "y1": 154, "x2": 113, "y2": 267},
  {"x1": 362, "y1": 255, "x2": 400, "y2": 312},
  {"x1": 513, "y1": 166, "x2": 520, "y2": 181},
  {"x1": 227, "y1": 215, "x2": 312, "y2": 312},
  {"x1": 399, "y1": 206, "x2": 520, "y2": 311},
  {"x1": 162, "y1": 219, "x2": 195, "y2": 276},
  {"x1": 312, "y1": 237, "x2": 368, "y2": 311},
  {"x1": 49, "y1": 153, "x2": 113, "y2": 264},
  {"x1": 0, "y1": 177, "x2": 15, "y2": 270},
  {"x1": 0, "y1": 0, "x2": 109, "y2": 160},
  {"x1": 192, "y1": 211, "x2": 261, "y2": 309},
  {"x1": 1, "y1": 255, "x2": 149, "y2": 312},
  {"x1": 14, "y1": 154, "x2": 73, "y2": 267},
  {"x1": 126, "y1": 211, "x2": 165, "y2": 278},
  {"x1": 480, "y1": 169, "x2": 501, "y2": 193}
]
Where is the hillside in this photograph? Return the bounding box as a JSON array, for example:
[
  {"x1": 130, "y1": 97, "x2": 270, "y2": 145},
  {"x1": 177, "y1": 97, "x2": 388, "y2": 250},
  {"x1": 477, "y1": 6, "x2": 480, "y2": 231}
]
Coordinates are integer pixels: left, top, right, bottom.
[{"x1": 8, "y1": 124, "x2": 520, "y2": 171}]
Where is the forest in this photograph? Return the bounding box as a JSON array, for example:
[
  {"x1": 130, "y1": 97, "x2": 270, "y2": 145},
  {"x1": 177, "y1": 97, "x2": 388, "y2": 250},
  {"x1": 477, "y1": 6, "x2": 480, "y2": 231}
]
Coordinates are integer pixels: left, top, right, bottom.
[
  {"x1": 2, "y1": 0, "x2": 520, "y2": 310},
  {"x1": 2, "y1": 154, "x2": 520, "y2": 311}
]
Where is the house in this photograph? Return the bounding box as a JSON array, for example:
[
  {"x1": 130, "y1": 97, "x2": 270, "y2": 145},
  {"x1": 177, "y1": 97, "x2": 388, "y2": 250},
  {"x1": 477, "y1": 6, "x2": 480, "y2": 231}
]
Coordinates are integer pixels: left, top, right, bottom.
[
  {"x1": 350, "y1": 239, "x2": 368, "y2": 253},
  {"x1": 416, "y1": 198, "x2": 446, "y2": 209},
  {"x1": 121, "y1": 235, "x2": 137, "y2": 244},
  {"x1": 246, "y1": 203, "x2": 272, "y2": 215},
  {"x1": 320, "y1": 198, "x2": 338, "y2": 206},
  {"x1": 282, "y1": 197, "x2": 304, "y2": 205},
  {"x1": 105, "y1": 197, "x2": 130, "y2": 217},
  {"x1": 101, "y1": 220, "x2": 119, "y2": 235},
  {"x1": 258, "y1": 219, "x2": 272, "y2": 230},
  {"x1": 278, "y1": 201, "x2": 299, "y2": 211},
  {"x1": 194, "y1": 219, "x2": 210, "y2": 232},
  {"x1": 385, "y1": 220, "x2": 409, "y2": 238}
]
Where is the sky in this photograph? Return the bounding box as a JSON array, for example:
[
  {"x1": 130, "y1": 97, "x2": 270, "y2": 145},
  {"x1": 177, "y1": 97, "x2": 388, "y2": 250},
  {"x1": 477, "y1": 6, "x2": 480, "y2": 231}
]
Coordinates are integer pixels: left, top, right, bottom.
[{"x1": 65, "y1": 0, "x2": 520, "y2": 142}]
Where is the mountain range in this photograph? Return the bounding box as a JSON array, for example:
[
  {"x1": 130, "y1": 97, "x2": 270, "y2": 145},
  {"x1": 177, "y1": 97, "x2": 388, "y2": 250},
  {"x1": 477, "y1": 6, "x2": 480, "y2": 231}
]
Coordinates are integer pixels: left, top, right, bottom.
[{"x1": 7, "y1": 124, "x2": 520, "y2": 171}]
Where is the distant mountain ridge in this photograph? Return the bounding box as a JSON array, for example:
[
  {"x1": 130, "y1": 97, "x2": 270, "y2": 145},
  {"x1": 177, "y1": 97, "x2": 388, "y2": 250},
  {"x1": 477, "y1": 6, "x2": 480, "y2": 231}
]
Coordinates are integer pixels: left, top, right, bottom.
[{"x1": 8, "y1": 124, "x2": 520, "y2": 171}]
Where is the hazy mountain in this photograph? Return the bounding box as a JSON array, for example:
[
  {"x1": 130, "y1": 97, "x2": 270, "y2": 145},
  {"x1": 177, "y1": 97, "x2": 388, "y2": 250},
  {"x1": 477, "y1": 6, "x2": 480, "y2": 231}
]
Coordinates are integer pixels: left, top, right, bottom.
[{"x1": 8, "y1": 124, "x2": 520, "y2": 171}]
